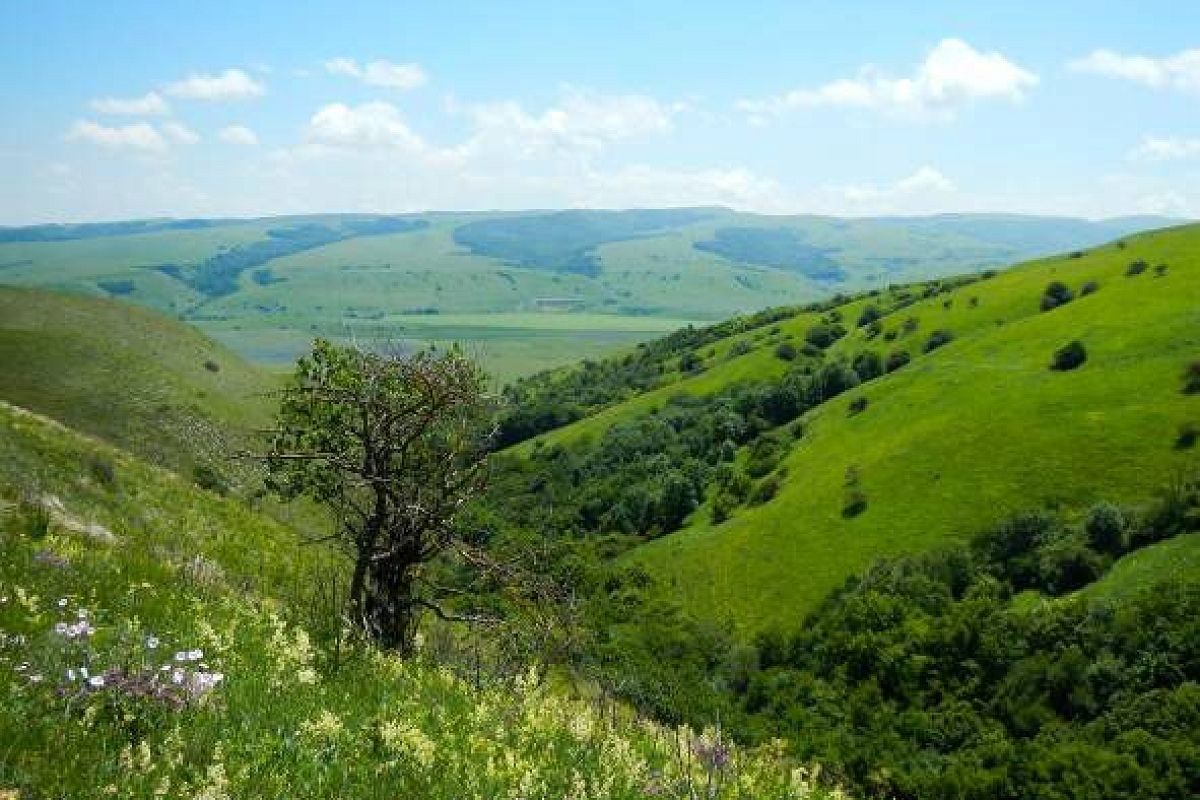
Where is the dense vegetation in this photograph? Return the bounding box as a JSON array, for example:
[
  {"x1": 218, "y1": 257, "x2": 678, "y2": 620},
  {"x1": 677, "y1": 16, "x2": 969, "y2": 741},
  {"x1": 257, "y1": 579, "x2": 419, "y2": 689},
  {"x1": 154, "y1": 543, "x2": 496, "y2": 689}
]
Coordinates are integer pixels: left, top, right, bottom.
[{"x1": 694, "y1": 227, "x2": 845, "y2": 281}]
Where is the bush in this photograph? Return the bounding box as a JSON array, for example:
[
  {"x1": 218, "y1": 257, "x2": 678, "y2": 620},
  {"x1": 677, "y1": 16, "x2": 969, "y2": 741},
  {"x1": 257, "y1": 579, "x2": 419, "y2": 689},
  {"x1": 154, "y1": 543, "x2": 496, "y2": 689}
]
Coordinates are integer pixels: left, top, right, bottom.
[
  {"x1": 923, "y1": 330, "x2": 954, "y2": 353},
  {"x1": 1177, "y1": 422, "x2": 1198, "y2": 450},
  {"x1": 882, "y1": 329, "x2": 898, "y2": 342},
  {"x1": 1084, "y1": 502, "x2": 1126, "y2": 554},
  {"x1": 856, "y1": 305, "x2": 881, "y2": 328},
  {"x1": 203, "y1": 359, "x2": 220, "y2": 373},
  {"x1": 1126, "y1": 259, "x2": 1148, "y2": 276},
  {"x1": 848, "y1": 397, "x2": 869, "y2": 416},
  {"x1": 851, "y1": 351, "x2": 882, "y2": 382},
  {"x1": 1183, "y1": 361, "x2": 1200, "y2": 394},
  {"x1": 1154, "y1": 263, "x2": 1169, "y2": 276},
  {"x1": 1040, "y1": 281, "x2": 1074, "y2": 312},
  {"x1": 1079, "y1": 280, "x2": 1099, "y2": 296},
  {"x1": 884, "y1": 350, "x2": 910, "y2": 373},
  {"x1": 1050, "y1": 340, "x2": 1087, "y2": 371},
  {"x1": 842, "y1": 466, "x2": 867, "y2": 518},
  {"x1": 727, "y1": 340, "x2": 752, "y2": 359},
  {"x1": 773, "y1": 342, "x2": 798, "y2": 362},
  {"x1": 902, "y1": 317, "x2": 919, "y2": 335},
  {"x1": 804, "y1": 323, "x2": 847, "y2": 349},
  {"x1": 87, "y1": 456, "x2": 118, "y2": 490},
  {"x1": 749, "y1": 475, "x2": 781, "y2": 505},
  {"x1": 864, "y1": 320, "x2": 883, "y2": 340},
  {"x1": 193, "y1": 463, "x2": 230, "y2": 495}
]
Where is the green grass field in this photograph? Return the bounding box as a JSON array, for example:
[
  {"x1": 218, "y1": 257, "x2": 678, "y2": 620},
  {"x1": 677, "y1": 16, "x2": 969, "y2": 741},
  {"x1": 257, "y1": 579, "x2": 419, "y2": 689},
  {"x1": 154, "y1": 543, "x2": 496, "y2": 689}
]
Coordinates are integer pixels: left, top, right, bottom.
[
  {"x1": 0, "y1": 286, "x2": 277, "y2": 482},
  {"x1": 513, "y1": 224, "x2": 1200, "y2": 632}
]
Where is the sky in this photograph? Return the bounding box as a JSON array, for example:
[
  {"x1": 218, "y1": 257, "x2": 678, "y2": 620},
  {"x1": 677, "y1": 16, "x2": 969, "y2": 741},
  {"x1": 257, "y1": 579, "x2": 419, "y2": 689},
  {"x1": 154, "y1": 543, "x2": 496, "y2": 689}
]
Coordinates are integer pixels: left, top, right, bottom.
[{"x1": 3, "y1": 0, "x2": 1200, "y2": 223}]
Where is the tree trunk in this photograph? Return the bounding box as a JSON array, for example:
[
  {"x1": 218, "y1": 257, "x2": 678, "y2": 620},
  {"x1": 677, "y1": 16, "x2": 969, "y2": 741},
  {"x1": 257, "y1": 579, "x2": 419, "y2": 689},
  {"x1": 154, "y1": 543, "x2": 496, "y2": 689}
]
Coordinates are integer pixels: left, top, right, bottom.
[{"x1": 365, "y1": 556, "x2": 419, "y2": 655}]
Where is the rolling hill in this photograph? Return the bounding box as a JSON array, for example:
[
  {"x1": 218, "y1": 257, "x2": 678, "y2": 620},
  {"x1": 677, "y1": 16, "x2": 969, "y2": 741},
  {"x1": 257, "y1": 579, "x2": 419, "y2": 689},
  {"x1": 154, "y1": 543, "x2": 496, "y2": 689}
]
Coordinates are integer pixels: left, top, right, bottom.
[
  {"x1": 0, "y1": 210, "x2": 1178, "y2": 380},
  {"x1": 0, "y1": 285, "x2": 277, "y2": 488},
  {"x1": 497, "y1": 222, "x2": 1200, "y2": 632}
]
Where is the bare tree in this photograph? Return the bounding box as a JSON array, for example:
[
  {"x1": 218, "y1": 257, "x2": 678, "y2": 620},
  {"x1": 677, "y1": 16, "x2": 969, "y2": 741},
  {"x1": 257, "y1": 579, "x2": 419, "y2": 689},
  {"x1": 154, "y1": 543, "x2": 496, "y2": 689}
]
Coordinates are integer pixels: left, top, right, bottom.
[{"x1": 264, "y1": 339, "x2": 493, "y2": 654}]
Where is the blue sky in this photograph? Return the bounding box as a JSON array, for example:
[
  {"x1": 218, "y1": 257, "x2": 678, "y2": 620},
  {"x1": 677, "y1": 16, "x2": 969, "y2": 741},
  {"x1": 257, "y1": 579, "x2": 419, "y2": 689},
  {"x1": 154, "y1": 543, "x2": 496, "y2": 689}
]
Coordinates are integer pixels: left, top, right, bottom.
[{"x1": 3, "y1": 1, "x2": 1199, "y2": 222}]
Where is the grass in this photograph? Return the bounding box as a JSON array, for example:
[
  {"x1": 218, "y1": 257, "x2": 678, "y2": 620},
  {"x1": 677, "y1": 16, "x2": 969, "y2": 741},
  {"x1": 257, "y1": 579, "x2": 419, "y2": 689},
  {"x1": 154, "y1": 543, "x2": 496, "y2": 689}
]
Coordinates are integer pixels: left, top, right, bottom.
[
  {"x1": 0, "y1": 401, "x2": 838, "y2": 800},
  {"x1": 0, "y1": 286, "x2": 277, "y2": 482},
  {"x1": 515, "y1": 223, "x2": 1200, "y2": 632},
  {"x1": 1076, "y1": 533, "x2": 1200, "y2": 602}
]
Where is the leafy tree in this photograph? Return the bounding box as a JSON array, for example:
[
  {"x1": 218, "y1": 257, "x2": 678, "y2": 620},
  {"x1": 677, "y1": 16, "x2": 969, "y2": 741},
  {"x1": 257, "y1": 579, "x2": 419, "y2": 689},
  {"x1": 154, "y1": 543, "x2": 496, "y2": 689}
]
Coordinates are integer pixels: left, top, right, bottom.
[
  {"x1": 857, "y1": 305, "x2": 882, "y2": 328},
  {"x1": 265, "y1": 339, "x2": 492, "y2": 654},
  {"x1": 923, "y1": 330, "x2": 955, "y2": 353}
]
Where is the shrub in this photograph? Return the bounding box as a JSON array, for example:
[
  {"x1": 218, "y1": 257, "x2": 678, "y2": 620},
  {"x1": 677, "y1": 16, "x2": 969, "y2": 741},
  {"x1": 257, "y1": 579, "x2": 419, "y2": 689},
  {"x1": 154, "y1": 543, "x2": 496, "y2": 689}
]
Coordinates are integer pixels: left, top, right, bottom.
[
  {"x1": 885, "y1": 350, "x2": 911, "y2": 373},
  {"x1": 87, "y1": 456, "x2": 118, "y2": 490},
  {"x1": 841, "y1": 466, "x2": 867, "y2": 518},
  {"x1": 923, "y1": 330, "x2": 954, "y2": 353},
  {"x1": 1154, "y1": 263, "x2": 1169, "y2": 276},
  {"x1": 804, "y1": 323, "x2": 847, "y2": 349},
  {"x1": 851, "y1": 351, "x2": 882, "y2": 382},
  {"x1": 749, "y1": 475, "x2": 781, "y2": 505},
  {"x1": 727, "y1": 340, "x2": 752, "y2": 359},
  {"x1": 746, "y1": 436, "x2": 784, "y2": 478},
  {"x1": 848, "y1": 396, "x2": 869, "y2": 416},
  {"x1": 203, "y1": 359, "x2": 220, "y2": 373},
  {"x1": 883, "y1": 329, "x2": 898, "y2": 342},
  {"x1": 902, "y1": 317, "x2": 919, "y2": 335},
  {"x1": 1177, "y1": 422, "x2": 1198, "y2": 450},
  {"x1": 856, "y1": 305, "x2": 881, "y2": 328},
  {"x1": 1126, "y1": 259, "x2": 1148, "y2": 276},
  {"x1": 969, "y1": 296, "x2": 979, "y2": 308},
  {"x1": 679, "y1": 351, "x2": 703, "y2": 373},
  {"x1": 773, "y1": 342, "x2": 798, "y2": 362},
  {"x1": 1050, "y1": 341, "x2": 1087, "y2": 371},
  {"x1": 17, "y1": 500, "x2": 52, "y2": 540},
  {"x1": 1185, "y1": 361, "x2": 1200, "y2": 395},
  {"x1": 1084, "y1": 502, "x2": 1126, "y2": 554},
  {"x1": 864, "y1": 320, "x2": 883, "y2": 340},
  {"x1": 1079, "y1": 280, "x2": 1099, "y2": 296},
  {"x1": 193, "y1": 463, "x2": 230, "y2": 495},
  {"x1": 1040, "y1": 281, "x2": 1074, "y2": 312}
]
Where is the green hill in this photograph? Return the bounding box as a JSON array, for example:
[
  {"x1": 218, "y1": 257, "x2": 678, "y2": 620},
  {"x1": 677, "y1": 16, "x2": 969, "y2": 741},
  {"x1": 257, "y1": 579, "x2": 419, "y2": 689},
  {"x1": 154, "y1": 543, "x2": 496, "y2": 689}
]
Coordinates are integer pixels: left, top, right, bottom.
[
  {"x1": 0, "y1": 211, "x2": 1177, "y2": 380},
  {"x1": 495, "y1": 223, "x2": 1200, "y2": 631},
  {"x1": 0, "y1": 286, "x2": 277, "y2": 487}
]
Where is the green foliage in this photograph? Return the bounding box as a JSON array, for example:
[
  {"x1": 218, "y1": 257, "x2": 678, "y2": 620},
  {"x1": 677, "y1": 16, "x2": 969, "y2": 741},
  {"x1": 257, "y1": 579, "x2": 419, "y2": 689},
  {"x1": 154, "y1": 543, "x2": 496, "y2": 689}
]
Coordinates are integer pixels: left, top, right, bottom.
[
  {"x1": 922, "y1": 329, "x2": 954, "y2": 353},
  {"x1": 884, "y1": 350, "x2": 910, "y2": 373},
  {"x1": 1126, "y1": 259, "x2": 1148, "y2": 276},
  {"x1": 1039, "y1": 280, "x2": 1075, "y2": 311},
  {"x1": 805, "y1": 323, "x2": 847, "y2": 349},
  {"x1": 1084, "y1": 502, "x2": 1126, "y2": 554},
  {"x1": 1184, "y1": 361, "x2": 1200, "y2": 395},
  {"x1": 1050, "y1": 340, "x2": 1087, "y2": 371},
  {"x1": 773, "y1": 341, "x2": 798, "y2": 362},
  {"x1": 856, "y1": 305, "x2": 881, "y2": 328}
]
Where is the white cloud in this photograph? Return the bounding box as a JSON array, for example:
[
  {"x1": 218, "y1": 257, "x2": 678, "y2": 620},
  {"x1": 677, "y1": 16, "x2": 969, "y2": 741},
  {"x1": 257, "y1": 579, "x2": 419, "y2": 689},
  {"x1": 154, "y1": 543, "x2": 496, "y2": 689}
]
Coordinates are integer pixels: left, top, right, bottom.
[
  {"x1": 1070, "y1": 48, "x2": 1200, "y2": 92},
  {"x1": 162, "y1": 122, "x2": 200, "y2": 145},
  {"x1": 738, "y1": 38, "x2": 1038, "y2": 120},
  {"x1": 165, "y1": 68, "x2": 265, "y2": 101},
  {"x1": 840, "y1": 166, "x2": 957, "y2": 205},
  {"x1": 89, "y1": 92, "x2": 169, "y2": 116},
  {"x1": 567, "y1": 165, "x2": 792, "y2": 213},
  {"x1": 65, "y1": 120, "x2": 168, "y2": 153},
  {"x1": 1130, "y1": 135, "x2": 1200, "y2": 161},
  {"x1": 324, "y1": 57, "x2": 428, "y2": 90},
  {"x1": 455, "y1": 91, "x2": 680, "y2": 160},
  {"x1": 305, "y1": 102, "x2": 428, "y2": 153},
  {"x1": 218, "y1": 125, "x2": 259, "y2": 146}
]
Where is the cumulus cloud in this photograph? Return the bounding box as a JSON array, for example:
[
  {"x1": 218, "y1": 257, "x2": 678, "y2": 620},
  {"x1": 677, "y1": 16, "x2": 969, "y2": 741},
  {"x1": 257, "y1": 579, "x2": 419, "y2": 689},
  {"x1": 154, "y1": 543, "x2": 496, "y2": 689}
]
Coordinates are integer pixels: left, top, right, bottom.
[
  {"x1": 738, "y1": 39, "x2": 1038, "y2": 120},
  {"x1": 165, "y1": 68, "x2": 265, "y2": 101},
  {"x1": 1129, "y1": 135, "x2": 1200, "y2": 161},
  {"x1": 1070, "y1": 48, "x2": 1200, "y2": 92},
  {"x1": 324, "y1": 57, "x2": 428, "y2": 90},
  {"x1": 454, "y1": 90, "x2": 681, "y2": 160},
  {"x1": 839, "y1": 167, "x2": 957, "y2": 207},
  {"x1": 305, "y1": 101, "x2": 428, "y2": 153},
  {"x1": 65, "y1": 120, "x2": 168, "y2": 152},
  {"x1": 162, "y1": 122, "x2": 200, "y2": 145},
  {"x1": 89, "y1": 92, "x2": 169, "y2": 115},
  {"x1": 218, "y1": 125, "x2": 259, "y2": 146}
]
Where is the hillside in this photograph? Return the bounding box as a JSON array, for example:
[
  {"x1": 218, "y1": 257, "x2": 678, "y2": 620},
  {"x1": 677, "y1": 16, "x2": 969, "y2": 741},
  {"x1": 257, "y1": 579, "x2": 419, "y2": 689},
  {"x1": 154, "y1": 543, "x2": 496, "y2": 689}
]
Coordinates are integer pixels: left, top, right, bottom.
[
  {"x1": 0, "y1": 286, "x2": 277, "y2": 488},
  {"x1": 0, "y1": 211, "x2": 1176, "y2": 380},
  {"x1": 0, "y1": 399, "x2": 835, "y2": 799},
  {"x1": 495, "y1": 223, "x2": 1200, "y2": 631}
]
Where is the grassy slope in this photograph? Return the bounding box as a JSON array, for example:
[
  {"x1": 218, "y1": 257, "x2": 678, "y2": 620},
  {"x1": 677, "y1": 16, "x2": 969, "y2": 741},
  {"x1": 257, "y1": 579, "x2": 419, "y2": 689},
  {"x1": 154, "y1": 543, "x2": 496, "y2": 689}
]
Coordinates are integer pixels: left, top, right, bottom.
[
  {"x1": 531, "y1": 225, "x2": 1199, "y2": 631},
  {"x1": 0, "y1": 404, "x2": 830, "y2": 799},
  {"x1": 1077, "y1": 533, "x2": 1200, "y2": 602},
  {"x1": 0, "y1": 286, "x2": 277, "y2": 479}
]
